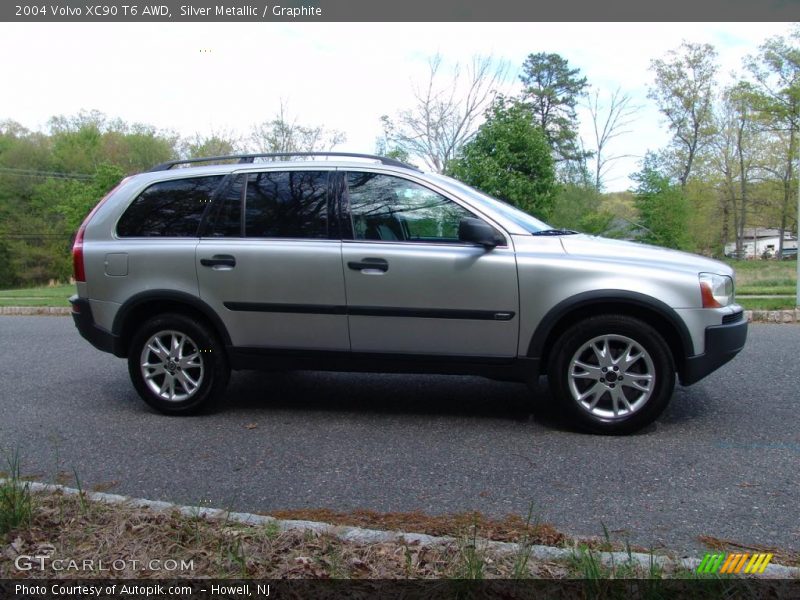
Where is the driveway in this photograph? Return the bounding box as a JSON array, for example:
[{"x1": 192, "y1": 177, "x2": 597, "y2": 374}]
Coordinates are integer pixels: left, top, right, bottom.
[{"x1": 0, "y1": 317, "x2": 797, "y2": 554}]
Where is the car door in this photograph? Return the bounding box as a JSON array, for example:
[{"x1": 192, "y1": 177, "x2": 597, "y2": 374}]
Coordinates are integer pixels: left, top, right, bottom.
[
  {"x1": 196, "y1": 169, "x2": 350, "y2": 351},
  {"x1": 340, "y1": 170, "x2": 519, "y2": 357}
]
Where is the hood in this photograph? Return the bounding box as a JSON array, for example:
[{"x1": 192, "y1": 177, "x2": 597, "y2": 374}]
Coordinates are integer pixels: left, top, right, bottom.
[{"x1": 558, "y1": 234, "x2": 732, "y2": 275}]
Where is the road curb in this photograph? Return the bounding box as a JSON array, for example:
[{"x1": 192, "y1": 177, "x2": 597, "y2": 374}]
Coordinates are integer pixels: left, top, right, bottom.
[
  {"x1": 0, "y1": 306, "x2": 71, "y2": 316},
  {"x1": 744, "y1": 309, "x2": 800, "y2": 323},
  {"x1": 3, "y1": 479, "x2": 798, "y2": 579},
  {"x1": 1, "y1": 307, "x2": 800, "y2": 323}
]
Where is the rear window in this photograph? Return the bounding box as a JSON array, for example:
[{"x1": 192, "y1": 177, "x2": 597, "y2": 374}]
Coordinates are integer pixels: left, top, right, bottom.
[{"x1": 117, "y1": 176, "x2": 224, "y2": 237}]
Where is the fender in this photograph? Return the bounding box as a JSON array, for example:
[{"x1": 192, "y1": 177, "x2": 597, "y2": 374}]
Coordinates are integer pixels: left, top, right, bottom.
[
  {"x1": 527, "y1": 290, "x2": 694, "y2": 360},
  {"x1": 112, "y1": 290, "x2": 233, "y2": 348}
]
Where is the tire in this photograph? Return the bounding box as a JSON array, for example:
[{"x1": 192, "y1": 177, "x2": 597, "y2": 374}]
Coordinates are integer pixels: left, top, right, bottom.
[
  {"x1": 547, "y1": 315, "x2": 675, "y2": 435},
  {"x1": 127, "y1": 313, "x2": 230, "y2": 415}
]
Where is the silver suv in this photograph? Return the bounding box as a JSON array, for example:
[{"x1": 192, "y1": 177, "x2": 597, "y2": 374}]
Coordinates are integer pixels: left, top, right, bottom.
[{"x1": 70, "y1": 152, "x2": 747, "y2": 434}]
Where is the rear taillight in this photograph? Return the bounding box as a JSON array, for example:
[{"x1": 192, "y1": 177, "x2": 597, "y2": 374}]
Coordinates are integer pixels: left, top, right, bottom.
[
  {"x1": 72, "y1": 224, "x2": 87, "y2": 282},
  {"x1": 71, "y1": 178, "x2": 128, "y2": 283}
]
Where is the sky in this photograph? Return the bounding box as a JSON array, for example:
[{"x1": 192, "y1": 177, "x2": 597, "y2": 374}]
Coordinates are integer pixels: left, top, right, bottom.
[{"x1": 0, "y1": 21, "x2": 795, "y2": 191}]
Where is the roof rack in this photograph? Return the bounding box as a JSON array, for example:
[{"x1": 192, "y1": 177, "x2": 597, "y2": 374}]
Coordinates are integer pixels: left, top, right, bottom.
[{"x1": 147, "y1": 152, "x2": 420, "y2": 172}]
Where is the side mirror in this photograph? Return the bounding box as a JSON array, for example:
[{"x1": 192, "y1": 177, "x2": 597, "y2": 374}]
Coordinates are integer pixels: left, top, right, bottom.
[{"x1": 458, "y1": 218, "x2": 504, "y2": 250}]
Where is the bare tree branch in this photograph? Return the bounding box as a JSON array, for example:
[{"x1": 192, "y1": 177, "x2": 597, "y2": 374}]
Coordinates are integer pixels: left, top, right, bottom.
[
  {"x1": 585, "y1": 86, "x2": 640, "y2": 190},
  {"x1": 381, "y1": 54, "x2": 510, "y2": 172},
  {"x1": 250, "y1": 100, "x2": 346, "y2": 155}
]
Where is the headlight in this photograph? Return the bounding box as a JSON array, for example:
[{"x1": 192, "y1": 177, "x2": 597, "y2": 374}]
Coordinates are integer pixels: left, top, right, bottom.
[{"x1": 699, "y1": 273, "x2": 734, "y2": 308}]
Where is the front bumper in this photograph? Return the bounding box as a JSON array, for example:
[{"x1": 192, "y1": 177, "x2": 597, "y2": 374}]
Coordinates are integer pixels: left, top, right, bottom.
[
  {"x1": 69, "y1": 295, "x2": 122, "y2": 356},
  {"x1": 680, "y1": 313, "x2": 748, "y2": 385}
]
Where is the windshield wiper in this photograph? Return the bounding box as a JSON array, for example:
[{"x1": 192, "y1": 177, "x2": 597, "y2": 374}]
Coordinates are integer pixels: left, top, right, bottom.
[{"x1": 530, "y1": 229, "x2": 578, "y2": 236}]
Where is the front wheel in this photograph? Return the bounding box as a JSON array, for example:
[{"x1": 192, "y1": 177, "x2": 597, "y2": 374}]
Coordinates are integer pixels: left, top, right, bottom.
[
  {"x1": 548, "y1": 315, "x2": 675, "y2": 435},
  {"x1": 128, "y1": 313, "x2": 229, "y2": 415}
]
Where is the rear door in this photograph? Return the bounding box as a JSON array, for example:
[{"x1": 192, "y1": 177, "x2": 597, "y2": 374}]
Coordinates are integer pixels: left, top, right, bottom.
[
  {"x1": 196, "y1": 169, "x2": 349, "y2": 351},
  {"x1": 340, "y1": 170, "x2": 519, "y2": 357}
]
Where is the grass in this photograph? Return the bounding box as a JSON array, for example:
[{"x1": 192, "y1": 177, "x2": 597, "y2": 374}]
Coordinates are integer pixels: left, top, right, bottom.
[
  {"x1": 725, "y1": 259, "x2": 797, "y2": 291},
  {"x1": 728, "y1": 260, "x2": 797, "y2": 309},
  {"x1": 1, "y1": 490, "x2": 562, "y2": 579},
  {"x1": 738, "y1": 298, "x2": 798, "y2": 311},
  {"x1": 0, "y1": 451, "x2": 33, "y2": 537},
  {"x1": 0, "y1": 284, "x2": 73, "y2": 307},
  {"x1": 1, "y1": 487, "x2": 797, "y2": 580},
  {"x1": 266, "y1": 507, "x2": 566, "y2": 545}
]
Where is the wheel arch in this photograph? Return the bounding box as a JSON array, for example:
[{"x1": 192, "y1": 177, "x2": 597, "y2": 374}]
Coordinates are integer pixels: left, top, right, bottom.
[
  {"x1": 527, "y1": 291, "x2": 692, "y2": 377},
  {"x1": 111, "y1": 290, "x2": 232, "y2": 358}
]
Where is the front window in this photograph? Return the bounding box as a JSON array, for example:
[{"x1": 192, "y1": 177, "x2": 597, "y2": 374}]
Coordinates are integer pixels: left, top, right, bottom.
[
  {"x1": 430, "y1": 174, "x2": 550, "y2": 234},
  {"x1": 345, "y1": 172, "x2": 486, "y2": 243}
]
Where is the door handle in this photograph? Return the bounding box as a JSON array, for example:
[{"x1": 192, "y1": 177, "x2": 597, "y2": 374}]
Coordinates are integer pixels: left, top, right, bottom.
[
  {"x1": 200, "y1": 255, "x2": 236, "y2": 268},
  {"x1": 347, "y1": 257, "x2": 389, "y2": 273}
]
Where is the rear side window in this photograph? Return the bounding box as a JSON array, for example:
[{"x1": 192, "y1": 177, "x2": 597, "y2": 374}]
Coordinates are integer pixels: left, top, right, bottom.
[
  {"x1": 117, "y1": 175, "x2": 223, "y2": 237},
  {"x1": 244, "y1": 171, "x2": 329, "y2": 239},
  {"x1": 204, "y1": 175, "x2": 244, "y2": 237}
]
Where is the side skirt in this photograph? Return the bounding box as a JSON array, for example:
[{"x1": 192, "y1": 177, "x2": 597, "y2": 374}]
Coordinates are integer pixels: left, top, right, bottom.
[{"x1": 227, "y1": 347, "x2": 538, "y2": 383}]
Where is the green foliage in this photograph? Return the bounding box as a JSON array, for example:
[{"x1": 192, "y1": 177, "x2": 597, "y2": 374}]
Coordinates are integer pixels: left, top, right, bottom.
[
  {"x1": 0, "y1": 449, "x2": 33, "y2": 538},
  {"x1": 631, "y1": 154, "x2": 692, "y2": 250},
  {"x1": 518, "y1": 52, "x2": 591, "y2": 176},
  {"x1": 0, "y1": 111, "x2": 166, "y2": 287},
  {"x1": 549, "y1": 184, "x2": 614, "y2": 235},
  {"x1": 0, "y1": 239, "x2": 15, "y2": 288},
  {"x1": 183, "y1": 132, "x2": 241, "y2": 159},
  {"x1": 374, "y1": 136, "x2": 411, "y2": 164},
  {"x1": 448, "y1": 98, "x2": 557, "y2": 219},
  {"x1": 648, "y1": 42, "x2": 718, "y2": 187}
]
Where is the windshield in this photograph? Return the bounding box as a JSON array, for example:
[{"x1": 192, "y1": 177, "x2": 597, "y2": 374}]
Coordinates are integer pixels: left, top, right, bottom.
[{"x1": 430, "y1": 174, "x2": 551, "y2": 234}]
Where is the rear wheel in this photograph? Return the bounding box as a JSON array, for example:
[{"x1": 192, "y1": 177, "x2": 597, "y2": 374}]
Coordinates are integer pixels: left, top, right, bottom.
[
  {"x1": 548, "y1": 315, "x2": 675, "y2": 434},
  {"x1": 128, "y1": 313, "x2": 229, "y2": 414}
]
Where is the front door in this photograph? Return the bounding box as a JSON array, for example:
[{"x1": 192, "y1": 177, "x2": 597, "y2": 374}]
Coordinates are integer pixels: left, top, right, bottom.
[{"x1": 340, "y1": 171, "x2": 519, "y2": 357}]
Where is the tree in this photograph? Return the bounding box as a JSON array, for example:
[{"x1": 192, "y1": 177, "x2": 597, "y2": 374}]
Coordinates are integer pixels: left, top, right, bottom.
[
  {"x1": 709, "y1": 82, "x2": 764, "y2": 255},
  {"x1": 0, "y1": 111, "x2": 171, "y2": 286},
  {"x1": 586, "y1": 87, "x2": 639, "y2": 190},
  {"x1": 183, "y1": 130, "x2": 242, "y2": 158},
  {"x1": 518, "y1": 52, "x2": 590, "y2": 176},
  {"x1": 381, "y1": 54, "x2": 508, "y2": 173},
  {"x1": 250, "y1": 102, "x2": 345, "y2": 155},
  {"x1": 549, "y1": 183, "x2": 614, "y2": 234},
  {"x1": 631, "y1": 153, "x2": 692, "y2": 250},
  {"x1": 102, "y1": 124, "x2": 176, "y2": 172},
  {"x1": 448, "y1": 98, "x2": 557, "y2": 219},
  {"x1": 745, "y1": 30, "x2": 800, "y2": 258},
  {"x1": 47, "y1": 111, "x2": 176, "y2": 174},
  {"x1": 648, "y1": 42, "x2": 719, "y2": 188}
]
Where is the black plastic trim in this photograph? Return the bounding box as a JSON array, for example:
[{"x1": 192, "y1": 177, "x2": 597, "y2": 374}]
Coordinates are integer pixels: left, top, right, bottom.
[
  {"x1": 224, "y1": 302, "x2": 347, "y2": 315},
  {"x1": 681, "y1": 319, "x2": 748, "y2": 385},
  {"x1": 722, "y1": 310, "x2": 744, "y2": 324},
  {"x1": 112, "y1": 290, "x2": 233, "y2": 350},
  {"x1": 349, "y1": 306, "x2": 515, "y2": 321},
  {"x1": 69, "y1": 295, "x2": 120, "y2": 355},
  {"x1": 223, "y1": 302, "x2": 515, "y2": 321},
  {"x1": 228, "y1": 346, "x2": 535, "y2": 381},
  {"x1": 527, "y1": 290, "x2": 694, "y2": 360}
]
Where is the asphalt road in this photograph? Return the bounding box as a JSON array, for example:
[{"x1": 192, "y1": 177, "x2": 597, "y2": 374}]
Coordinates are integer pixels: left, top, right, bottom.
[{"x1": 1, "y1": 316, "x2": 798, "y2": 555}]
